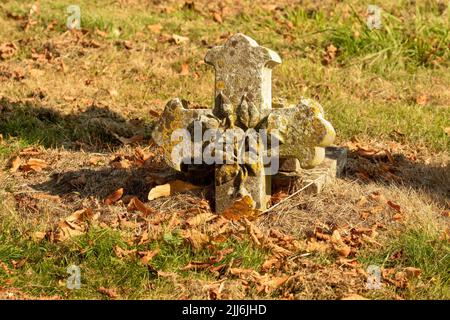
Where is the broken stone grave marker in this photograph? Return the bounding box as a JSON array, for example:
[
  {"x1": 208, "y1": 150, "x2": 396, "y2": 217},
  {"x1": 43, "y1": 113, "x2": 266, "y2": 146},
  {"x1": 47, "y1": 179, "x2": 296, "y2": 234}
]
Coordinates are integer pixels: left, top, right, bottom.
[{"x1": 152, "y1": 33, "x2": 342, "y2": 213}]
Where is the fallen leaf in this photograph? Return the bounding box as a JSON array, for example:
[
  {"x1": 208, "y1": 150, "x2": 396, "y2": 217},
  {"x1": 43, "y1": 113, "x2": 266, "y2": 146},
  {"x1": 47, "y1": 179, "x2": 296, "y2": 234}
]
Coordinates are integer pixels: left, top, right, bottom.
[
  {"x1": 213, "y1": 12, "x2": 223, "y2": 23},
  {"x1": 181, "y1": 261, "x2": 211, "y2": 271},
  {"x1": 11, "y1": 258, "x2": 26, "y2": 269},
  {"x1": 111, "y1": 159, "x2": 131, "y2": 169},
  {"x1": 111, "y1": 133, "x2": 143, "y2": 145},
  {"x1": 127, "y1": 197, "x2": 154, "y2": 217},
  {"x1": 179, "y1": 63, "x2": 189, "y2": 75},
  {"x1": 257, "y1": 275, "x2": 290, "y2": 293},
  {"x1": 387, "y1": 200, "x2": 401, "y2": 213},
  {"x1": 123, "y1": 41, "x2": 133, "y2": 50},
  {"x1": 186, "y1": 212, "x2": 216, "y2": 227},
  {"x1": 0, "y1": 42, "x2": 18, "y2": 59},
  {"x1": 261, "y1": 257, "x2": 280, "y2": 272},
  {"x1": 336, "y1": 245, "x2": 351, "y2": 257},
  {"x1": 31, "y1": 193, "x2": 60, "y2": 202},
  {"x1": 98, "y1": 287, "x2": 118, "y2": 299},
  {"x1": 404, "y1": 267, "x2": 421, "y2": 278},
  {"x1": 21, "y1": 158, "x2": 47, "y2": 172},
  {"x1": 180, "y1": 229, "x2": 209, "y2": 250},
  {"x1": 149, "y1": 109, "x2": 161, "y2": 117},
  {"x1": 95, "y1": 28, "x2": 108, "y2": 37},
  {"x1": 170, "y1": 34, "x2": 189, "y2": 45},
  {"x1": 148, "y1": 180, "x2": 201, "y2": 200},
  {"x1": 32, "y1": 231, "x2": 46, "y2": 241},
  {"x1": 114, "y1": 246, "x2": 137, "y2": 259},
  {"x1": 138, "y1": 248, "x2": 160, "y2": 265},
  {"x1": 415, "y1": 94, "x2": 428, "y2": 105},
  {"x1": 104, "y1": 188, "x2": 124, "y2": 205}
]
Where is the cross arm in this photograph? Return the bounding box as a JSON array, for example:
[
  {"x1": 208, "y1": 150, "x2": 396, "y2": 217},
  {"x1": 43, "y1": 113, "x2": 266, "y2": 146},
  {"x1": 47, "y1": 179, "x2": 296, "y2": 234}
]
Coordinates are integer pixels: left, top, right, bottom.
[
  {"x1": 151, "y1": 98, "x2": 213, "y2": 171},
  {"x1": 263, "y1": 98, "x2": 336, "y2": 168}
]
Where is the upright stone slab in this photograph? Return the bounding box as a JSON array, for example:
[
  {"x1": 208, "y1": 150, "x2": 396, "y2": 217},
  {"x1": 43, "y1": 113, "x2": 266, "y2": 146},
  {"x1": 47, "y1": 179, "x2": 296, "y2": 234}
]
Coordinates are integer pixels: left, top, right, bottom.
[
  {"x1": 204, "y1": 34, "x2": 281, "y2": 212},
  {"x1": 152, "y1": 33, "x2": 337, "y2": 214}
]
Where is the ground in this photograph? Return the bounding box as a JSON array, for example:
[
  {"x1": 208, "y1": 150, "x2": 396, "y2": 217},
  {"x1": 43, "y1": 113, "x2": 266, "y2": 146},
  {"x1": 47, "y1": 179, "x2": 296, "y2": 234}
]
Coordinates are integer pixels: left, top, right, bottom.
[{"x1": 0, "y1": 0, "x2": 449, "y2": 300}]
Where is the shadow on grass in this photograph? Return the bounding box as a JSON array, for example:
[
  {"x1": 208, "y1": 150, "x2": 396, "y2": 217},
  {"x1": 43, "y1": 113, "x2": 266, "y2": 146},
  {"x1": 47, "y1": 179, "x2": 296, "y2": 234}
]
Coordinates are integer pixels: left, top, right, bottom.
[
  {"x1": 1, "y1": 97, "x2": 447, "y2": 208},
  {"x1": 0, "y1": 97, "x2": 154, "y2": 152},
  {"x1": 344, "y1": 151, "x2": 449, "y2": 207}
]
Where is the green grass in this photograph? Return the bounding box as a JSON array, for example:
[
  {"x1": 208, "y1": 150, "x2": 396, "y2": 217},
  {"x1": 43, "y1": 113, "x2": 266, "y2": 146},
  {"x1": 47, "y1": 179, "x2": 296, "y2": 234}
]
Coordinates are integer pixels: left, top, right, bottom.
[
  {"x1": 358, "y1": 225, "x2": 450, "y2": 299},
  {"x1": 0, "y1": 211, "x2": 266, "y2": 299}
]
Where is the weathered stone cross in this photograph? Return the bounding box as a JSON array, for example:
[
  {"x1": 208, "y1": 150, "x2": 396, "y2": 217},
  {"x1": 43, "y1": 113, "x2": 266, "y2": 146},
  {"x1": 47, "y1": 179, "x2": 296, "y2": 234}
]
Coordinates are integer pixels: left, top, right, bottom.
[{"x1": 152, "y1": 33, "x2": 335, "y2": 213}]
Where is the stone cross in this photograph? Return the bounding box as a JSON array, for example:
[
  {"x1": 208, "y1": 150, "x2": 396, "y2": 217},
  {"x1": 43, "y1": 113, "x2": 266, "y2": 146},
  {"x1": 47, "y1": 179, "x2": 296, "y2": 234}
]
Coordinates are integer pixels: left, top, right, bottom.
[{"x1": 152, "y1": 33, "x2": 336, "y2": 213}]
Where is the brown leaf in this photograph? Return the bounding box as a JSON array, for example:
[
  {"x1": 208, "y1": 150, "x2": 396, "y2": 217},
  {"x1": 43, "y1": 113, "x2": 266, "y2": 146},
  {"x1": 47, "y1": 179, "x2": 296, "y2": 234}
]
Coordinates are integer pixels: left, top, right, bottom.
[
  {"x1": 138, "y1": 248, "x2": 160, "y2": 265},
  {"x1": 95, "y1": 28, "x2": 108, "y2": 37},
  {"x1": 32, "y1": 231, "x2": 46, "y2": 241},
  {"x1": 88, "y1": 156, "x2": 104, "y2": 166},
  {"x1": 0, "y1": 42, "x2": 18, "y2": 59},
  {"x1": 127, "y1": 197, "x2": 154, "y2": 217},
  {"x1": 170, "y1": 34, "x2": 189, "y2": 45},
  {"x1": 257, "y1": 275, "x2": 290, "y2": 293},
  {"x1": 123, "y1": 41, "x2": 133, "y2": 50},
  {"x1": 104, "y1": 188, "x2": 124, "y2": 205},
  {"x1": 415, "y1": 94, "x2": 428, "y2": 105},
  {"x1": 186, "y1": 212, "x2": 216, "y2": 227},
  {"x1": 114, "y1": 246, "x2": 137, "y2": 259},
  {"x1": 112, "y1": 133, "x2": 143, "y2": 145},
  {"x1": 179, "y1": 63, "x2": 189, "y2": 75},
  {"x1": 21, "y1": 158, "x2": 47, "y2": 172},
  {"x1": 181, "y1": 261, "x2": 211, "y2": 271},
  {"x1": 261, "y1": 257, "x2": 280, "y2": 272},
  {"x1": 149, "y1": 109, "x2": 161, "y2": 117},
  {"x1": 31, "y1": 193, "x2": 60, "y2": 202},
  {"x1": 11, "y1": 258, "x2": 27, "y2": 269},
  {"x1": 387, "y1": 200, "x2": 401, "y2": 213},
  {"x1": 180, "y1": 229, "x2": 209, "y2": 250},
  {"x1": 336, "y1": 245, "x2": 351, "y2": 257},
  {"x1": 111, "y1": 159, "x2": 131, "y2": 169},
  {"x1": 229, "y1": 268, "x2": 262, "y2": 281},
  {"x1": 404, "y1": 267, "x2": 421, "y2": 278},
  {"x1": 148, "y1": 180, "x2": 201, "y2": 200},
  {"x1": 213, "y1": 12, "x2": 223, "y2": 23},
  {"x1": 98, "y1": 287, "x2": 118, "y2": 299},
  {"x1": 53, "y1": 209, "x2": 96, "y2": 242},
  {"x1": 369, "y1": 191, "x2": 385, "y2": 203}
]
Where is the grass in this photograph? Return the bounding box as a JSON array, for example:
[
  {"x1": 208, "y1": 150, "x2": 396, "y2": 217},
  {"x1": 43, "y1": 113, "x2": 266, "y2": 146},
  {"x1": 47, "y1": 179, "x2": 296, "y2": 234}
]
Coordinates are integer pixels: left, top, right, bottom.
[
  {"x1": 0, "y1": 209, "x2": 267, "y2": 299},
  {"x1": 0, "y1": 0, "x2": 449, "y2": 300},
  {"x1": 358, "y1": 225, "x2": 450, "y2": 299}
]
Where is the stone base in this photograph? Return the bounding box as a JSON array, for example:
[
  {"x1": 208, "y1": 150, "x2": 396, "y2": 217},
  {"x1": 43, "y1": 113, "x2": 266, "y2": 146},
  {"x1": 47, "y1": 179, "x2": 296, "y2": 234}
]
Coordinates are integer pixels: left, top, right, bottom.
[{"x1": 272, "y1": 146, "x2": 347, "y2": 194}]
